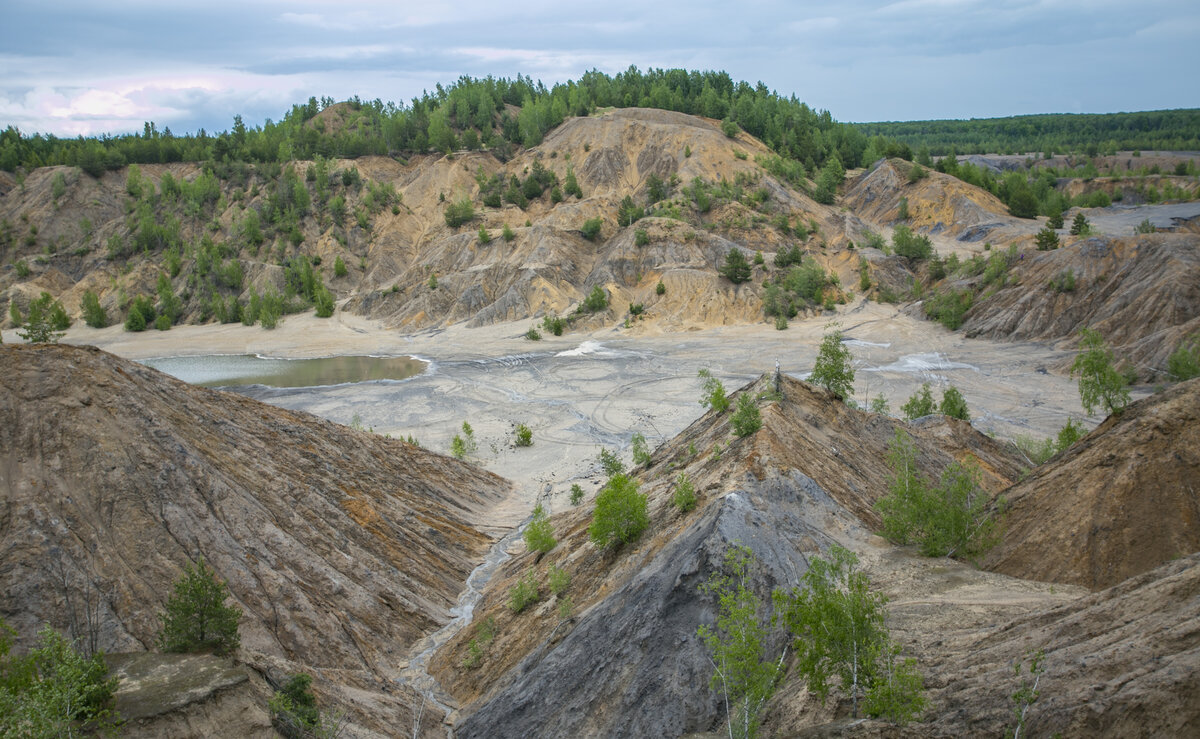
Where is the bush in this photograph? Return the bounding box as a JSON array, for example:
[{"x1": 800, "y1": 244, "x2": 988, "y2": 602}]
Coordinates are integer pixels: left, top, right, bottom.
[
  {"x1": 1070, "y1": 328, "x2": 1129, "y2": 416},
  {"x1": 631, "y1": 432, "x2": 651, "y2": 465},
  {"x1": 634, "y1": 228, "x2": 650, "y2": 247},
  {"x1": 1167, "y1": 334, "x2": 1200, "y2": 381},
  {"x1": 1035, "y1": 228, "x2": 1060, "y2": 250},
  {"x1": 1134, "y1": 218, "x2": 1156, "y2": 235},
  {"x1": 156, "y1": 556, "x2": 242, "y2": 655},
  {"x1": 810, "y1": 326, "x2": 855, "y2": 399},
  {"x1": 502, "y1": 223, "x2": 516, "y2": 242},
  {"x1": 334, "y1": 256, "x2": 348, "y2": 277},
  {"x1": 581, "y1": 217, "x2": 603, "y2": 241},
  {"x1": 721, "y1": 117, "x2": 740, "y2": 137},
  {"x1": 730, "y1": 394, "x2": 762, "y2": 437},
  {"x1": 523, "y1": 503, "x2": 556, "y2": 553},
  {"x1": 940, "y1": 386, "x2": 970, "y2": 421},
  {"x1": 774, "y1": 315, "x2": 788, "y2": 330},
  {"x1": 1049, "y1": 269, "x2": 1077, "y2": 293},
  {"x1": 924, "y1": 289, "x2": 973, "y2": 330},
  {"x1": 444, "y1": 198, "x2": 475, "y2": 227},
  {"x1": 548, "y1": 566, "x2": 571, "y2": 595},
  {"x1": 81, "y1": 290, "x2": 107, "y2": 328},
  {"x1": 542, "y1": 314, "x2": 565, "y2": 335},
  {"x1": 508, "y1": 570, "x2": 540, "y2": 613},
  {"x1": 1069, "y1": 212, "x2": 1090, "y2": 236},
  {"x1": 672, "y1": 473, "x2": 697, "y2": 512},
  {"x1": 699, "y1": 369, "x2": 730, "y2": 413},
  {"x1": 720, "y1": 248, "x2": 753, "y2": 284},
  {"x1": 478, "y1": 226, "x2": 491, "y2": 244},
  {"x1": 875, "y1": 429, "x2": 1001, "y2": 560},
  {"x1": 269, "y1": 673, "x2": 342, "y2": 739},
  {"x1": 569, "y1": 484, "x2": 585, "y2": 506},
  {"x1": 891, "y1": 225, "x2": 932, "y2": 262},
  {"x1": 597, "y1": 447, "x2": 625, "y2": 476},
  {"x1": 588, "y1": 473, "x2": 649, "y2": 549},
  {"x1": 656, "y1": 280, "x2": 666, "y2": 295},
  {"x1": 154, "y1": 314, "x2": 173, "y2": 331},
  {"x1": 515, "y1": 423, "x2": 533, "y2": 446},
  {"x1": 580, "y1": 285, "x2": 608, "y2": 312},
  {"x1": 901, "y1": 383, "x2": 936, "y2": 420}
]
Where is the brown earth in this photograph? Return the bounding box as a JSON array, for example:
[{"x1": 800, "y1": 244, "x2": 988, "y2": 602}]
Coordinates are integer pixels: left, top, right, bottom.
[
  {"x1": 0, "y1": 342, "x2": 511, "y2": 735},
  {"x1": 985, "y1": 377, "x2": 1200, "y2": 590}
]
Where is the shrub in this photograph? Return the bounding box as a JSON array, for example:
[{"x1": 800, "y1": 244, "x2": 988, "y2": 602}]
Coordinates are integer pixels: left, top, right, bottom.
[
  {"x1": 523, "y1": 503, "x2": 556, "y2": 553},
  {"x1": 569, "y1": 483, "x2": 585, "y2": 506},
  {"x1": 597, "y1": 447, "x2": 625, "y2": 476},
  {"x1": 581, "y1": 285, "x2": 608, "y2": 312},
  {"x1": 1047, "y1": 209, "x2": 1065, "y2": 229},
  {"x1": 875, "y1": 429, "x2": 1001, "y2": 560},
  {"x1": 450, "y1": 435, "x2": 467, "y2": 460},
  {"x1": 154, "y1": 314, "x2": 173, "y2": 331},
  {"x1": 581, "y1": 217, "x2": 603, "y2": 241},
  {"x1": 924, "y1": 289, "x2": 973, "y2": 330},
  {"x1": 334, "y1": 256, "x2": 348, "y2": 277},
  {"x1": 542, "y1": 314, "x2": 565, "y2": 335},
  {"x1": 631, "y1": 432, "x2": 651, "y2": 465},
  {"x1": 515, "y1": 423, "x2": 533, "y2": 447},
  {"x1": 774, "y1": 315, "x2": 788, "y2": 330},
  {"x1": 870, "y1": 395, "x2": 890, "y2": 415},
  {"x1": 672, "y1": 473, "x2": 697, "y2": 512},
  {"x1": 720, "y1": 248, "x2": 753, "y2": 284},
  {"x1": 444, "y1": 198, "x2": 475, "y2": 227},
  {"x1": 1035, "y1": 228, "x2": 1060, "y2": 250},
  {"x1": 1056, "y1": 418, "x2": 1085, "y2": 452},
  {"x1": 1069, "y1": 212, "x2": 1090, "y2": 236},
  {"x1": 81, "y1": 290, "x2": 107, "y2": 328},
  {"x1": 478, "y1": 226, "x2": 491, "y2": 244},
  {"x1": 891, "y1": 225, "x2": 932, "y2": 262},
  {"x1": 269, "y1": 673, "x2": 343, "y2": 739},
  {"x1": 588, "y1": 473, "x2": 649, "y2": 549},
  {"x1": 810, "y1": 326, "x2": 855, "y2": 399},
  {"x1": 17, "y1": 292, "x2": 69, "y2": 343},
  {"x1": 1049, "y1": 269, "x2": 1077, "y2": 293},
  {"x1": 730, "y1": 394, "x2": 762, "y2": 437},
  {"x1": 1134, "y1": 218, "x2": 1156, "y2": 235},
  {"x1": 656, "y1": 280, "x2": 666, "y2": 295},
  {"x1": 699, "y1": 369, "x2": 731, "y2": 413},
  {"x1": 940, "y1": 386, "x2": 970, "y2": 421},
  {"x1": 548, "y1": 565, "x2": 571, "y2": 595},
  {"x1": 508, "y1": 570, "x2": 540, "y2": 613},
  {"x1": 157, "y1": 556, "x2": 242, "y2": 655},
  {"x1": 1167, "y1": 334, "x2": 1200, "y2": 381},
  {"x1": 635, "y1": 228, "x2": 650, "y2": 247},
  {"x1": 901, "y1": 383, "x2": 936, "y2": 420},
  {"x1": 502, "y1": 223, "x2": 516, "y2": 242},
  {"x1": 721, "y1": 117, "x2": 740, "y2": 138},
  {"x1": 1070, "y1": 328, "x2": 1129, "y2": 416}
]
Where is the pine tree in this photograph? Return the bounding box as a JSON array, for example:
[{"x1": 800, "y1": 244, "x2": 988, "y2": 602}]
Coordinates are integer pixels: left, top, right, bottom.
[{"x1": 157, "y1": 557, "x2": 242, "y2": 656}]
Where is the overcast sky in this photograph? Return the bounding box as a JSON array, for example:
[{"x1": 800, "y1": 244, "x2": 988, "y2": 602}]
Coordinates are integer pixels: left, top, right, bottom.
[{"x1": 2, "y1": 0, "x2": 1197, "y2": 137}]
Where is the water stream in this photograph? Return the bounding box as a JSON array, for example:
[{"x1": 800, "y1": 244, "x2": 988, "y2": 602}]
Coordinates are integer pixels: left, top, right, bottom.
[{"x1": 396, "y1": 524, "x2": 526, "y2": 738}]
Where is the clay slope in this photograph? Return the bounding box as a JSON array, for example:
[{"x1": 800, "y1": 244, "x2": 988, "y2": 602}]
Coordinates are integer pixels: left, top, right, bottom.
[
  {"x1": 985, "y1": 377, "x2": 1200, "y2": 590},
  {"x1": 960, "y1": 234, "x2": 1200, "y2": 375},
  {"x1": 0, "y1": 343, "x2": 510, "y2": 734},
  {"x1": 844, "y1": 158, "x2": 1035, "y2": 243},
  {"x1": 429, "y1": 375, "x2": 1025, "y2": 737}
]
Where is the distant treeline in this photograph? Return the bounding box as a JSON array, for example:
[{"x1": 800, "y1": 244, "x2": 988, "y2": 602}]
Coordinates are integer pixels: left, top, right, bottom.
[
  {"x1": 856, "y1": 109, "x2": 1200, "y2": 157},
  {"x1": 0, "y1": 68, "x2": 898, "y2": 177}
]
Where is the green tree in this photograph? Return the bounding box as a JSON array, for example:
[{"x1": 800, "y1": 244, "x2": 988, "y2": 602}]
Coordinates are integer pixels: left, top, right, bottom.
[
  {"x1": 1035, "y1": 227, "x2": 1060, "y2": 250},
  {"x1": 17, "y1": 293, "x2": 68, "y2": 343},
  {"x1": 1069, "y1": 212, "x2": 1090, "y2": 236},
  {"x1": 523, "y1": 503, "x2": 557, "y2": 553},
  {"x1": 81, "y1": 291, "x2": 107, "y2": 328},
  {"x1": 631, "y1": 432, "x2": 652, "y2": 465},
  {"x1": 444, "y1": 198, "x2": 475, "y2": 227},
  {"x1": 581, "y1": 285, "x2": 608, "y2": 312},
  {"x1": 0, "y1": 621, "x2": 120, "y2": 739},
  {"x1": 810, "y1": 326, "x2": 855, "y2": 399},
  {"x1": 901, "y1": 383, "x2": 936, "y2": 420},
  {"x1": 1167, "y1": 333, "x2": 1200, "y2": 381},
  {"x1": 597, "y1": 447, "x2": 625, "y2": 476},
  {"x1": 581, "y1": 217, "x2": 603, "y2": 241},
  {"x1": 699, "y1": 368, "x2": 731, "y2": 413},
  {"x1": 269, "y1": 672, "x2": 344, "y2": 739},
  {"x1": 891, "y1": 225, "x2": 932, "y2": 262},
  {"x1": 672, "y1": 473, "x2": 697, "y2": 512},
  {"x1": 721, "y1": 117, "x2": 740, "y2": 138},
  {"x1": 896, "y1": 196, "x2": 909, "y2": 221},
  {"x1": 730, "y1": 394, "x2": 762, "y2": 437},
  {"x1": 502, "y1": 223, "x2": 516, "y2": 242},
  {"x1": 588, "y1": 473, "x2": 649, "y2": 549},
  {"x1": 1070, "y1": 328, "x2": 1130, "y2": 416},
  {"x1": 515, "y1": 423, "x2": 533, "y2": 447},
  {"x1": 939, "y1": 386, "x2": 970, "y2": 421},
  {"x1": 720, "y1": 248, "x2": 753, "y2": 284},
  {"x1": 774, "y1": 546, "x2": 923, "y2": 721},
  {"x1": 156, "y1": 556, "x2": 242, "y2": 656},
  {"x1": 478, "y1": 226, "x2": 491, "y2": 244},
  {"x1": 1047, "y1": 208, "x2": 1065, "y2": 230},
  {"x1": 698, "y1": 545, "x2": 782, "y2": 739}
]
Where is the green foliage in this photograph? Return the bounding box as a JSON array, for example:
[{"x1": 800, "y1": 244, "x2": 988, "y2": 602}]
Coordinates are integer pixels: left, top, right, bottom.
[
  {"x1": 80, "y1": 290, "x2": 107, "y2": 328},
  {"x1": 814, "y1": 155, "x2": 845, "y2": 205},
  {"x1": 699, "y1": 368, "x2": 731, "y2": 413},
  {"x1": 721, "y1": 117, "x2": 740, "y2": 138},
  {"x1": 581, "y1": 217, "x2": 603, "y2": 241},
  {"x1": 502, "y1": 223, "x2": 516, "y2": 242},
  {"x1": 720, "y1": 248, "x2": 753, "y2": 284},
  {"x1": 269, "y1": 672, "x2": 343, "y2": 739},
  {"x1": 1069, "y1": 212, "x2": 1091, "y2": 236},
  {"x1": 0, "y1": 620, "x2": 120, "y2": 739},
  {"x1": 923, "y1": 289, "x2": 973, "y2": 330},
  {"x1": 1056, "y1": 417, "x2": 1085, "y2": 452},
  {"x1": 730, "y1": 394, "x2": 762, "y2": 437},
  {"x1": 631, "y1": 432, "x2": 651, "y2": 466},
  {"x1": 774, "y1": 545, "x2": 923, "y2": 721},
  {"x1": 444, "y1": 198, "x2": 475, "y2": 227},
  {"x1": 810, "y1": 326, "x2": 855, "y2": 399},
  {"x1": 1035, "y1": 227, "x2": 1060, "y2": 250},
  {"x1": 580, "y1": 284, "x2": 608, "y2": 312},
  {"x1": 157, "y1": 556, "x2": 242, "y2": 655},
  {"x1": 672, "y1": 473, "x2": 697, "y2": 512},
  {"x1": 569, "y1": 483, "x2": 585, "y2": 506},
  {"x1": 698, "y1": 545, "x2": 781, "y2": 739},
  {"x1": 14, "y1": 259, "x2": 31, "y2": 278},
  {"x1": 597, "y1": 447, "x2": 625, "y2": 476},
  {"x1": 515, "y1": 423, "x2": 533, "y2": 447},
  {"x1": 875, "y1": 429, "x2": 1000, "y2": 560},
  {"x1": 477, "y1": 226, "x2": 491, "y2": 244},
  {"x1": 634, "y1": 228, "x2": 650, "y2": 247},
  {"x1": 939, "y1": 386, "x2": 970, "y2": 421},
  {"x1": 1134, "y1": 218, "x2": 1156, "y2": 235},
  {"x1": 1049, "y1": 269, "x2": 1077, "y2": 293},
  {"x1": 870, "y1": 395, "x2": 890, "y2": 415},
  {"x1": 542, "y1": 313, "x2": 565, "y2": 335},
  {"x1": 523, "y1": 503, "x2": 557, "y2": 553},
  {"x1": 774, "y1": 315, "x2": 788, "y2": 330},
  {"x1": 907, "y1": 163, "x2": 927, "y2": 183},
  {"x1": 1070, "y1": 328, "x2": 1130, "y2": 416},
  {"x1": 896, "y1": 196, "x2": 909, "y2": 221},
  {"x1": 450, "y1": 435, "x2": 467, "y2": 459},
  {"x1": 1009, "y1": 649, "x2": 1046, "y2": 739},
  {"x1": 548, "y1": 565, "x2": 571, "y2": 596},
  {"x1": 17, "y1": 292, "x2": 69, "y2": 343},
  {"x1": 588, "y1": 473, "x2": 649, "y2": 549},
  {"x1": 617, "y1": 195, "x2": 645, "y2": 227},
  {"x1": 508, "y1": 570, "x2": 540, "y2": 614},
  {"x1": 656, "y1": 280, "x2": 666, "y2": 295},
  {"x1": 1167, "y1": 333, "x2": 1200, "y2": 381},
  {"x1": 891, "y1": 225, "x2": 932, "y2": 262},
  {"x1": 901, "y1": 383, "x2": 936, "y2": 420}
]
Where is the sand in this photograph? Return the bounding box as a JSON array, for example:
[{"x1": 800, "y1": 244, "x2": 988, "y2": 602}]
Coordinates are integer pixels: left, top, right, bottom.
[{"x1": 22, "y1": 299, "x2": 1123, "y2": 523}]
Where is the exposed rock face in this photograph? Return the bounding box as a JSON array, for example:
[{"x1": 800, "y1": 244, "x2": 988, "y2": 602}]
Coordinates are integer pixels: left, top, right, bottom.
[
  {"x1": 0, "y1": 343, "x2": 510, "y2": 734},
  {"x1": 961, "y1": 234, "x2": 1200, "y2": 375},
  {"x1": 432, "y1": 376, "x2": 1026, "y2": 737},
  {"x1": 985, "y1": 377, "x2": 1200, "y2": 590}
]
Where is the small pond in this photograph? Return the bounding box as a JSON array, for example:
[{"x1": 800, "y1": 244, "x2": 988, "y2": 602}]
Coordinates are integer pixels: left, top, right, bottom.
[{"x1": 141, "y1": 354, "x2": 427, "y2": 388}]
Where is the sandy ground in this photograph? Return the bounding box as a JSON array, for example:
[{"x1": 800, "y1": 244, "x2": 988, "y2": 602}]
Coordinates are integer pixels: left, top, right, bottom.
[{"x1": 10, "y1": 299, "x2": 1128, "y2": 526}]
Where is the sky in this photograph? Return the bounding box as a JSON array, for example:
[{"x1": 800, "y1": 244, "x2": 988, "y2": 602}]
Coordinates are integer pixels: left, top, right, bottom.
[{"x1": 2, "y1": 0, "x2": 1197, "y2": 138}]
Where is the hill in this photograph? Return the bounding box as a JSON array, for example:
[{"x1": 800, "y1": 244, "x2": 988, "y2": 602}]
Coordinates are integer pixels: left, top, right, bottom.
[{"x1": 0, "y1": 342, "x2": 510, "y2": 734}]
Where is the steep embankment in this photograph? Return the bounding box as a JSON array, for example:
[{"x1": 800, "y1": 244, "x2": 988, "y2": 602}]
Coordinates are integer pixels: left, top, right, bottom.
[
  {"x1": 0, "y1": 343, "x2": 510, "y2": 735},
  {"x1": 430, "y1": 375, "x2": 1024, "y2": 737},
  {"x1": 985, "y1": 377, "x2": 1200, "y2": 590},
  {"x1": 959, "y1": 234, "x2": 1200, "y2": 375}
]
